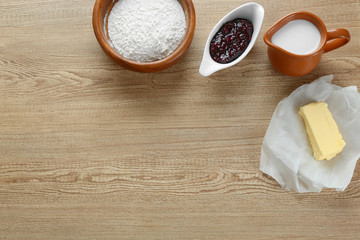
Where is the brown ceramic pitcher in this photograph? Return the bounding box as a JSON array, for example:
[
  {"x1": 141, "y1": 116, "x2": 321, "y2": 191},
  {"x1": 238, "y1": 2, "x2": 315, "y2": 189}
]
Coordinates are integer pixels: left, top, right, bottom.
[{"x1": 264, "y1": 11, "x2": 350, "y2": 77}]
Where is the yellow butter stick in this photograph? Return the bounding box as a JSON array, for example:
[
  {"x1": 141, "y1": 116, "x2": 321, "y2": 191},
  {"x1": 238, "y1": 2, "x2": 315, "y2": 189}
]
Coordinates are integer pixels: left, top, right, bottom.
[{"x1": 299, "y1": 102, "x2": 345, "y2": 160}]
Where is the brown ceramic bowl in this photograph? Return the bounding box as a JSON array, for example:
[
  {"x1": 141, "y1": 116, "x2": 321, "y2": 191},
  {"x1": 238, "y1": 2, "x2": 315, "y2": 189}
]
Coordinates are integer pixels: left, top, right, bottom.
[{"x1": 92, "y1": 0, "x2": 196, "y2": 73}]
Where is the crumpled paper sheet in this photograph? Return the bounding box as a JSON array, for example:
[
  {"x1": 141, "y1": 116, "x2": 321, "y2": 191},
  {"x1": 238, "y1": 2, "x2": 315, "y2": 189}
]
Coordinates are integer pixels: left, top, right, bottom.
[{"x1": 260, "y1": 75, "x2": 360, "y2": 192}]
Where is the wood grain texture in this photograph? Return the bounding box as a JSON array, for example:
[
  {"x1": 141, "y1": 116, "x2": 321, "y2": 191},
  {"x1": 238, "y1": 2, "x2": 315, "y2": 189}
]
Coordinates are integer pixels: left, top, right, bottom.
[{"x1": 1, "y1": 0, "x2": 360, "y2": 239}]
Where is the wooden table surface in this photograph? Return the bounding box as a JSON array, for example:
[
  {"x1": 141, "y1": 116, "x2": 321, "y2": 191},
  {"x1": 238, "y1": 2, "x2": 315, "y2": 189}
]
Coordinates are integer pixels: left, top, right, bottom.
[{"x1": 1, "y1": 0, "x2": 360, "y2": 239}]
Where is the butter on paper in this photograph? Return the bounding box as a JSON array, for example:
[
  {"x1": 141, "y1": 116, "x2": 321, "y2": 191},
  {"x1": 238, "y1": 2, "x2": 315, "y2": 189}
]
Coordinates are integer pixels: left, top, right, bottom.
[
  {"x1": 299, "y1": 102, "x2": 345, "y2": 161},
  {"x1": 260, "y1": 75, "x2": 360, "y2": 192}
]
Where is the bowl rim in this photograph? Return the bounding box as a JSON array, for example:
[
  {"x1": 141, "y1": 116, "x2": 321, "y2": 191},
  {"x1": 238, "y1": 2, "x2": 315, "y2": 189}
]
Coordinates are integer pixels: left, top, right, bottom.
[{"x1": 92, "y1": 0, "x2": 196, "y2": 72}]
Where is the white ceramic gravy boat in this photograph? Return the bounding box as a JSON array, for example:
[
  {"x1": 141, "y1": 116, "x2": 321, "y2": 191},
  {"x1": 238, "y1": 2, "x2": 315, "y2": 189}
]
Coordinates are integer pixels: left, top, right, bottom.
[{"x1": 199, "y1": 2, "x2": 265, "y2": 77}]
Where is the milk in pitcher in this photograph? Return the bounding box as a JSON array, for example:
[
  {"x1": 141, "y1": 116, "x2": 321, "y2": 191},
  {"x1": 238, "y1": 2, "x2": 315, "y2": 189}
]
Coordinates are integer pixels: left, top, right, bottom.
[{"x1": 271, "y1": 19, "x2": 321, "y2": 55}]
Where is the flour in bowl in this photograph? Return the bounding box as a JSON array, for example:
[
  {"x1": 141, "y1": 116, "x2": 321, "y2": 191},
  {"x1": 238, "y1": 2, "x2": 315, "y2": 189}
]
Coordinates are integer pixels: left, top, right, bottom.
[{"x1": 107, "y1": 0, "x2": 187, "y2": 62}]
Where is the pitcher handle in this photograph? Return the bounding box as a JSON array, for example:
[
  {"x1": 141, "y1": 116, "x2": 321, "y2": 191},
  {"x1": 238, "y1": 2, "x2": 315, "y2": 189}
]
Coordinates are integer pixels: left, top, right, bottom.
[{"x1": 323, "y1": 28, "x2": 350, "y2": 53}]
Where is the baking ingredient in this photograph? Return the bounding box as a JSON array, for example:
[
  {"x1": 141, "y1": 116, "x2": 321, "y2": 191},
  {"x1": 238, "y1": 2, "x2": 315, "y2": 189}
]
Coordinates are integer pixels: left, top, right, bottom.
[
  {"x1": 260, "y1": 75, "x2": 360, "y2": 192},
  {"x1": 107, "y1": 0, "x2": 186, "y2": 62},
  {"x1": 299, "y1": 101, "x2": 345, "y2": 160},
  {"x1": 209, "y1": 18, "x2": 253, "y2": 64},
  {"x1": 271, "y1": 19, "x2": 321, "y2": 55}
]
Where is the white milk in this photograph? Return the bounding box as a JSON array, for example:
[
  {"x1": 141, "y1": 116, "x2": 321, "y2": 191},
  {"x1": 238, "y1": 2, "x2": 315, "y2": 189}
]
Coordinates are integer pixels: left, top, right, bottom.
[{"x1": 271, "y1": 19, "x2": 321, "y2": 55}]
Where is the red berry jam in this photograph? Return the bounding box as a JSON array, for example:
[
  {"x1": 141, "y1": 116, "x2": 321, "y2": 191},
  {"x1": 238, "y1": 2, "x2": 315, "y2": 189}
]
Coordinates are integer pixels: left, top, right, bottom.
[{"x1": 210, "y1": 18, "x2": 253, "y2": 64}]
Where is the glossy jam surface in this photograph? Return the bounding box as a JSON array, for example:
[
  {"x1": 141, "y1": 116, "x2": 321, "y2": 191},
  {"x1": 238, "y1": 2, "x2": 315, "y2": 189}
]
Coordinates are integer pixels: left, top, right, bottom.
[{"x1": 209, "y1": 18, "x2": 253, "y2": 64}]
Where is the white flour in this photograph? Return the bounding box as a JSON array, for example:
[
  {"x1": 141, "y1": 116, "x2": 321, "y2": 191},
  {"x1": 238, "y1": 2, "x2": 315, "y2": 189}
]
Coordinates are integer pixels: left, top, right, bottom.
[{"x1": 107, "y1": 0, "x2": 186, "y2": 62}]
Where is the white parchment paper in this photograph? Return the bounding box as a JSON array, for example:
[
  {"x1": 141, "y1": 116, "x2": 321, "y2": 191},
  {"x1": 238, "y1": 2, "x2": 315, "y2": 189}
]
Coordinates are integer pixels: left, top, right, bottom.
[{"x1": 260, "y1": 75, "x2": 360, "y2": 192}]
